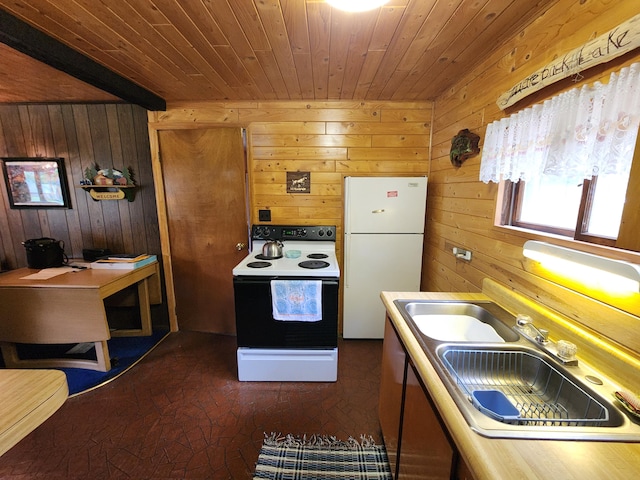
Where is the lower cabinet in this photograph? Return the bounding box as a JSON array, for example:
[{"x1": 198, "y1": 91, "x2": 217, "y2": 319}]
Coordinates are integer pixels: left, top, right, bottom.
[
  {"x1": 379, "y1": 316, "x2": 473, "y2": 480},
  {"x1": 379, "y1": 317, "x2": 406, "y2": 474},
  {"x1": 456, "y1": 458, "x2": 475, "y2": 480},
  {"x1": 399, "y1": 361, "x2": 454, "y2": 479}
]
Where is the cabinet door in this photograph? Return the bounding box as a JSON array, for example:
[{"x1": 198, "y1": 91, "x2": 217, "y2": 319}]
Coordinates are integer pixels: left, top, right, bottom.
[
  {"x1": 456, "y1": 458, "x2": 475, "y2": 480},
  {"x1": 399, "y1": 361, "x2": 454, "y2": 480},
  {"x1": 379, "y1": 317, "x2": 406, "y2": 477}
]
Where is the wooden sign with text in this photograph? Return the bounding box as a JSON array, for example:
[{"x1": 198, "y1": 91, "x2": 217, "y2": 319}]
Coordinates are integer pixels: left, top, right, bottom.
[
  {"x1": 497, "y1": 13, "x2": 640, "y2": 110},
  {"x1": 88, "y1": 188, "x2": 126, "y2": 200}
]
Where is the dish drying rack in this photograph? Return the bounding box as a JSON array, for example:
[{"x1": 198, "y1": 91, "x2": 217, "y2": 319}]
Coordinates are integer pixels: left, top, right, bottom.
[{"x1": 441, "y1": 349, "x2": 610, "y2": 427}]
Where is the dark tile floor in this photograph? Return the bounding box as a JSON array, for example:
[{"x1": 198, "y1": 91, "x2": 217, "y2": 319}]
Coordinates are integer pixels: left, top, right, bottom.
[{"x1": 0, "y1": 332, "x2": 384, "y2": 479}]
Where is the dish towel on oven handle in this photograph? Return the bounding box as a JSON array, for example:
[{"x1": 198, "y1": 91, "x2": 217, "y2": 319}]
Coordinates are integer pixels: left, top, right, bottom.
[{"x1": 271, "y1": 280, "x2": 322, "y2": 322}]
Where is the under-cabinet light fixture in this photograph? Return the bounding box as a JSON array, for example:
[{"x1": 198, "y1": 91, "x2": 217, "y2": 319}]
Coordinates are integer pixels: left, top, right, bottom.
[
  {"x1": 325, "y1": 0, "x2": 390, "y2": 12},
  {"x1": 523, "y1": 240, "x2": 640, "y2": 292}
]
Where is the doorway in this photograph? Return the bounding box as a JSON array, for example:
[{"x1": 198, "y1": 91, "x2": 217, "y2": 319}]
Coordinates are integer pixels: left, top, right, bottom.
[{"x1": 158, "y1": 128, "x2": 248, "y2": 334}]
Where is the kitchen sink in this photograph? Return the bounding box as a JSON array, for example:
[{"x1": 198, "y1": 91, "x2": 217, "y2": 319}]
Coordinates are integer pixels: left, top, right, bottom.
[
  {"x1": 395, "y1": 300, "x2": 520, "y2": 343},
  {"x1": 393, "y1": 299, "x2": 640, "y2": 441},
  {"x1": 440, "y1": 345, "x2": 625, "y2": 426}
]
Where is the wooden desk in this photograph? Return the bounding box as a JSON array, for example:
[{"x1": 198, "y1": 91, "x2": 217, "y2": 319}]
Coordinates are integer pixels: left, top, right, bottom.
[
  {"x1": 0, "y1": 262, "x2": 161, "y2": 372},
  {"x1": 0, "y1": 369, "x2": 68, "y2": 456}
]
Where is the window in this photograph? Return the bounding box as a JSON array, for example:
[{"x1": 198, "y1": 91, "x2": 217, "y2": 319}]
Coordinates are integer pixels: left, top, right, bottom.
[
  {"x1": 481, "y1": 62, "x2": 640, "y2": 249},
  {"x1": 502, "y1": 170, "x2": 630, "y2": 247}
]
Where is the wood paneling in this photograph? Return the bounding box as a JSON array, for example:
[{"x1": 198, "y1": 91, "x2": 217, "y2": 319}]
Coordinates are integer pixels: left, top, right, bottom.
[
  {"x1": 617, "y1": 130, "x2": 640, "y2": 252},
  {"x1": 246, "y1": 102, "x2": 431, "y2": 229},
  {"x1": 427, "y1": 0, "x2": 640, "y2": 355},
  {"x1": 150, "y1": 100, "x2": 432, "y2": 228},
  {"x1": 149, "y1": 100, "x2": 432, "y2": 330},
  {"x1": 0, "y1": 0, "x2": 559, "y2": 104},
  {"x1": 5, "y1": 1, "x2": 638, "y2": 360},
  {"x1": 0, "y1": 43, "x2": 119, "y2": 104},
  {"x1": 0, "y1": 104, "x2": 161, "y2": 271}
]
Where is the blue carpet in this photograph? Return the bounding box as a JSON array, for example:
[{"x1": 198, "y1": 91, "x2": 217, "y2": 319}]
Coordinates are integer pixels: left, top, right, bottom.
[{"x1": 15, "y1": 329, "x2": 169, "y2": 396}]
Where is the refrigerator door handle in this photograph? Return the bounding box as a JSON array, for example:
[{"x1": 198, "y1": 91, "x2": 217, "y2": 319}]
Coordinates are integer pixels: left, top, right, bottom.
[{"x1": 372, "y1": 209, "x2": 385, "y2": 213}]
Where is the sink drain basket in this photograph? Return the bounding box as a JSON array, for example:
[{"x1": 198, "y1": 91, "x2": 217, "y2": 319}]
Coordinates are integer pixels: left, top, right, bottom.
[{"x1": 441, "y1": 349, "x2": 609, "y2": 426}]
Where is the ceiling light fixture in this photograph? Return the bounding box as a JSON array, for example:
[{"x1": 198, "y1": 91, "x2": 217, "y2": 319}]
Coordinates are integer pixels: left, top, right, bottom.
[
  {"x1": 523, "y1": 240, "x2": 640, "y2": 293},
  {"x1": 325, "y1": 0, "x2": 390, "y2": 12}
]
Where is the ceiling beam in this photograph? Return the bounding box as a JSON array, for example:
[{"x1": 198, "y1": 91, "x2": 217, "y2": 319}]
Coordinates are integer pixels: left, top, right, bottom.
[{"x1": 0, "y1": 9, "x2": 166, "y2": 111}]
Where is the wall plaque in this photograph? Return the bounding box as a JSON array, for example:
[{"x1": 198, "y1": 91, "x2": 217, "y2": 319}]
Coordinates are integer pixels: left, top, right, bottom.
[
  {"x1": 497, "y1": 13, "x2": 640, "y2": 110},
  {"x1": 287, "y1": 171, "x2": 310, "y2": 193}
]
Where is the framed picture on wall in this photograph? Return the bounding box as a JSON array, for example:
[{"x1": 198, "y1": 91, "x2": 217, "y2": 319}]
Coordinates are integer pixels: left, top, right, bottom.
[
  {"x1": 286, "y1": 171, "x2": 311, "y2": 193},
  {"x1": 0, "y1": 157, "x2": 71, "y2": 209}
]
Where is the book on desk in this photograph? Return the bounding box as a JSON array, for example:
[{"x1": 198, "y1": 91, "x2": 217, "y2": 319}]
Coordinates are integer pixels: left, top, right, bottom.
[{"x1": 90, "y1": 254, "x2": 157, "y2": 270}]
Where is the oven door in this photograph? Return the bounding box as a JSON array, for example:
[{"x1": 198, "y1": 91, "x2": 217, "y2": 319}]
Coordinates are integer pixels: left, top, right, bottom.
[{"x1": 233, "y1": 275, "x2": 338, "y2": 348}]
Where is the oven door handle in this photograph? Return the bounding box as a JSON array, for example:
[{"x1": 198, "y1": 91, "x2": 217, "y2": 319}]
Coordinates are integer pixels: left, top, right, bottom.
[{"x1": 233, "y1": 277, "x2": 338, "y2": 285}]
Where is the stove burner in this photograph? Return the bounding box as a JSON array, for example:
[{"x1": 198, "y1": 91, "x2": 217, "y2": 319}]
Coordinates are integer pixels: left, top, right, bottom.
[
  {"x1": 298, "y1": 260, "x2": 330, "y2": 269},
  {"x1": 255, "y1": 254, "x2": 282, "y2": 260},
  {"x1": 247, "y1": 261, "x2": 272, "y2": 268},
  {"x1": 307, "y1": 253, "x2": 328, "y2": 259}
]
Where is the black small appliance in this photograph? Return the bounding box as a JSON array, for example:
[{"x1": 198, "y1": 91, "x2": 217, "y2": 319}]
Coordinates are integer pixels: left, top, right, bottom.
[{"x1": 22, "y1": 237, "x2": 66, "y2": 268}]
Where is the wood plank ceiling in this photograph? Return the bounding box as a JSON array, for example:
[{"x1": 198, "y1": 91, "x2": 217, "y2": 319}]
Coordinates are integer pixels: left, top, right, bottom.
[{"x1": 0, "y1": 0, "x2": 558, "y2": 105}]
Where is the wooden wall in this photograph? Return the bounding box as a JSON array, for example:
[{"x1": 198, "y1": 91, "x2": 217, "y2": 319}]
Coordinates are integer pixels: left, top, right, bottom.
[
  {"x1": 150, "y1": 101, "x2": 432, "y2": 264},
  {"x1": 0, "y1": 103, "x2": 161, "y2": 270},
  {"x1": 427, "y1": 0, "x2": 640, "y2": 355}
]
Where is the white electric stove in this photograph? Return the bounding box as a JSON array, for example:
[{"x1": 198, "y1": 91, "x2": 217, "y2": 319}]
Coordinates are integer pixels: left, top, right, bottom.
[
  {"x1": 232, "y1": 229, "x2": 339, "y2": 278},
  {"x1": 232, "y1": 225, "x2": 340, "y2": 382}
]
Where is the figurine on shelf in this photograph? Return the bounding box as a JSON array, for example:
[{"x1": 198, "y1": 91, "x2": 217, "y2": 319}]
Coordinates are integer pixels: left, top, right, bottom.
[
  {"x1": 82, "y1": 164, "x2": 134, "y2": 186},
  {"x1": 80, "y1": 164, "x2": 136, "y2": 201}
]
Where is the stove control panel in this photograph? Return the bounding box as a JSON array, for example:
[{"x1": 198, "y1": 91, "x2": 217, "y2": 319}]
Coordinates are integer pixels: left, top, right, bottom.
[{"x1": 252, "y1": 225, "x2": 336, "y2": 241}]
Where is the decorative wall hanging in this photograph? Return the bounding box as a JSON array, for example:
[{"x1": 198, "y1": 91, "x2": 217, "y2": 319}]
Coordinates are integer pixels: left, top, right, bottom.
[
  {"x1": 497, "y1": 13, "x2": 640, "y2": 110},
  {"x1": 449, "y1": 129, "x2": 480, "y2": 167},
  {"x1": 1, "y1": 157, "x2": 71, "y2": 209},
  {"x1": 79, "y1": 164, "x2": 136, "y2": 201},
  {"x1": 287, "y1": 171, "x2": 311, "y2": 194}
]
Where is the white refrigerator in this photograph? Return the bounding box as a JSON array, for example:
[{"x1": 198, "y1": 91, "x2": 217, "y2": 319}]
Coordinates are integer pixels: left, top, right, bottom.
[{"x1": 343, "y1": 176, "x2": 427, "y2": 339}]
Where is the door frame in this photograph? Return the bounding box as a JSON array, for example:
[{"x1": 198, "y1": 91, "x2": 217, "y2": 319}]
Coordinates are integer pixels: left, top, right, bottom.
[{"x1": 147, "y1": 112, "x2": 251, "y2": 331}]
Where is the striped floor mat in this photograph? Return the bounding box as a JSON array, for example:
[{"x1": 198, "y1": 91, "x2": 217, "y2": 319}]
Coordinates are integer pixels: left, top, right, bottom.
[{"x1": 254, "y1": 433, "x2": 393, "y2": 480}]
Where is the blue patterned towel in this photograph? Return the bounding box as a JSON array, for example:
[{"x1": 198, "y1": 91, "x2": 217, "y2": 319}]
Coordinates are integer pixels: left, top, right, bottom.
[{"x1": 271, "y1": 280, "x2": 322, "y2": 322}]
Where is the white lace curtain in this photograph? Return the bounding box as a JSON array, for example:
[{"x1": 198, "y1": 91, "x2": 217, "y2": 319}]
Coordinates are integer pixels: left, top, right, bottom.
[{"x1": 480, "y1": 62, "x2": 640, "y2": 183}]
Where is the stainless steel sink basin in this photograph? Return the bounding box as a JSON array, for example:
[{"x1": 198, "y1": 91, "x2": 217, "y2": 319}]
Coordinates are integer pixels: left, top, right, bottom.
[
  {"x1": 392, "y1": 299, "x2": 640, "y2": 441},
  {"x1": 438, "y1": 346, "x2": 627, "y2": 436},
  {"x1": 394, "y1": 300, "x2": 520, "y2": 343}
]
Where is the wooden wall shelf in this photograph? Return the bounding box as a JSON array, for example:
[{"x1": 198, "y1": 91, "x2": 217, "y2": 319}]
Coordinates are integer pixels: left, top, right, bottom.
[{"x1": 77, "y1": 185, "x2": 136, "y2": 202}]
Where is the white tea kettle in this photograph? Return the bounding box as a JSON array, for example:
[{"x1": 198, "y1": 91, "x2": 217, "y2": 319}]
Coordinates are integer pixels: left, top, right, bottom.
[{"x1": 261, "y1": 240, "x2": 283, "y2": 259}]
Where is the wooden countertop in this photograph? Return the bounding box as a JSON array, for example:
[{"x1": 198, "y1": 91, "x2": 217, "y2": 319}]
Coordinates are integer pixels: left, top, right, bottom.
[
  {"x1": 380, "y1": 290, "x2": 640, "y2": 480},
  {"x1": 0, "y1": 369, "x2": 68, "y2": 456}
]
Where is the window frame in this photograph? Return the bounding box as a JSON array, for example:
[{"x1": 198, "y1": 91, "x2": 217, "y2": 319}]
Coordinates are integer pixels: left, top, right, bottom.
[{"x1": 503, "y1": 177, "x2": 617, "y2": 248}]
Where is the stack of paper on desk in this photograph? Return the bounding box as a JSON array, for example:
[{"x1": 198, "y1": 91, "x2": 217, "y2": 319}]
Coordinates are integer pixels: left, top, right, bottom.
[
  {"x1": 91, "y1": 254, "x2": 157, "y2": 270},
  {"x1": 20, "y1": 267, "x2": 77, "y2": 279},
  {"x1": 98, "y1": 253, "x2": 149, "y2": 262}
]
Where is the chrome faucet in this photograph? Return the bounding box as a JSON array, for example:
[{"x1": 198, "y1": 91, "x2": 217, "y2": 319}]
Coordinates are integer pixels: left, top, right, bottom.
[
  {"x1": 514, "y1": 314, "x2": 578, "y2": 366},
  {"x1": 516, "y1": 315, "x2": 549, "y2": 345}
]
